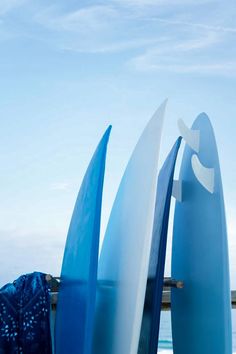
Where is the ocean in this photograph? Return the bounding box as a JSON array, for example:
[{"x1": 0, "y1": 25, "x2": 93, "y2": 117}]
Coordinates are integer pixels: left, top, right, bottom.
[{"x1": 158, "y1": 309, "x2": 236, "y2": 353}]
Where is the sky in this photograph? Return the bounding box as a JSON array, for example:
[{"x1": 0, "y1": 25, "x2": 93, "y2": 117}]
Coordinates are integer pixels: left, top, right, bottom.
[{"x1": 0, "y1": 0, "x2": 235, "y2": 288}]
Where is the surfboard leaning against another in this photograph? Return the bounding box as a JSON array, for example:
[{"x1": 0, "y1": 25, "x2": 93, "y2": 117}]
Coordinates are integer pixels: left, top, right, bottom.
[
  {"x1": 171, "y1": 113, "x2": 232, "y2": 354},
  {"x1": 138, "y1": 137, "x2": 182, "y2": 354},
  {"x1": 92, "y1": 100, "x2": 167, "y2": 354},
  {"x1": 55, "y1": 126, "x2": 111, "y2": 354}
]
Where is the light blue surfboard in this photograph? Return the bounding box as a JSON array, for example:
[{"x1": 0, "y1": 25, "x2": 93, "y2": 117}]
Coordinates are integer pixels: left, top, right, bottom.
[
  {"x1": 138, "y1": 137, "x2": 181, "y2": 354},
  {"x1": 171, "y1": 113, "x2": 232, "y2": 354},
  {"x1": 55, "y1": 126, "x2": 111, "y2": 354},
  {"x1": 92, "y1": 101, "x2": 167, "y2": 354}
]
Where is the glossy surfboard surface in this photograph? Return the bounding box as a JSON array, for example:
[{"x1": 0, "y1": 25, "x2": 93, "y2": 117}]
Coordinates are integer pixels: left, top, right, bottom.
[
  {"x1": 171, "y1": 113, "x2": 232, "y2": 354},
  {"x1": 55, "y1": 126, "x2": 111, "y2": 354},
  {"x1": 138, "y1": 137, "x2": 181, "y2": 354},
  {"x1": 92, "y1": 100, "x2": 167, "y2": 354}
]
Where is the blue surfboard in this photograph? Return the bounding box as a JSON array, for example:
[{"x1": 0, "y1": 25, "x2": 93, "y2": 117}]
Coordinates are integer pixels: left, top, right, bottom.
[
  {"x1": 92, "y1": 101, "x2": 167, "y2": 354},
  {"x1": 55, "y1": 126, "x2": 111, "y2": 354},
  {"x1": 171, "y1": 113, "x2": 232, "y2": 354},
  {"x1": 138, "y1": 137, "x2": 181, "y2": 354}
]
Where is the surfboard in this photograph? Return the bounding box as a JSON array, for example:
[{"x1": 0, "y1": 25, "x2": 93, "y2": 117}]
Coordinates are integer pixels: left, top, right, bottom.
[
  {"x1": 92, "y1": 100, "x2": 167, "y2": 354},
  {"x1": 55, "y1": 126, "x2": 111, "y2": 354},
  {"x1": 171, "y1": 113, "x2": 232, "y2": 354},
  {"x1": 138, "y1": 137, "x2": 182, "y2": 354}
]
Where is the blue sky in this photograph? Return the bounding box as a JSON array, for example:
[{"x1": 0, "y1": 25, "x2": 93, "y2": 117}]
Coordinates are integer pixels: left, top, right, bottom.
[{"x1": 0, "y1": 0, "x2": 235, "y2": 287}]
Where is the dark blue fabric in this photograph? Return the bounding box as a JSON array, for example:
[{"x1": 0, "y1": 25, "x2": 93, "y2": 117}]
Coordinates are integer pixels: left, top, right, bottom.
[{"x1": 0, "y1": 272, "x2": 52, "y2": 354}]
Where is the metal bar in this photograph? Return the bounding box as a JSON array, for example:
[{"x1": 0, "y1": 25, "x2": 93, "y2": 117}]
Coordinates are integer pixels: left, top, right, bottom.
[{"x1": 50, "y1": 291, "x2": 236, "y2": 309}]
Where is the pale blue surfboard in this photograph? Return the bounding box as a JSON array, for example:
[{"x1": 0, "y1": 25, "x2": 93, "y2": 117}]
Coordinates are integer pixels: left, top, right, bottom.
[
  {"x1": 138, "y1": 137, "x2": 182, "y2": 354},
  {"x1": 171, "y1": 113, "x2": 232, "y2": 354},
  {"x1": 92, "y1": 101, "x2": 167, "y2": 354},
  {"x1": 55, "y1": 126, "x2": 111, "y2": 354}
]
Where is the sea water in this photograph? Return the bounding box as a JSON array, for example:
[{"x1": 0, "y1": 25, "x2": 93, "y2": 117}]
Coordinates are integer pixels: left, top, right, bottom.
[{"x1": 158, "y1": 310, "x2": 236, "y2": 353}]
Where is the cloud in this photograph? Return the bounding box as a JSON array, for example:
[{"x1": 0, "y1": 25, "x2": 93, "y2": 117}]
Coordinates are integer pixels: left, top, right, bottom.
[
  {"x1": 34, "y1": 4, "x2": 169, "y2": 53},
  {"x1": 34, "y1": 4, "x2": 134, "y2": 53},
  {"x1": 149, "y1": 17, "x2": 236, "y2": 34},
  {"x1": 35, "y1": 1, "x2": 225, "y2": 36},
  {"x1": 128, "y1": 31, "x2": 236, "y2": 76},
  {"x1": 0, "y1": 0, "x2": 28, "y2": 16},
  {"x1": 33, "y1": 2, "x2": 235, "y2": 55},
  {"x1": 35, "y1": 5, "x2": 119, "y2": 33},
  {"x1": 0, "y1": 1, "x2": 235, "y2": 77},
  {"x1": 130, "y1": 54, "x2": 236, "y2": 76},
  {"x1": 62, "y1": 37, "x2": 167, "y2": 54},
  {"x1": 111, "y1": 0, "x2": 215, "y2": 7},
  {"x1": 137, "y1": 62, "x2": 236, "y2": 76}
]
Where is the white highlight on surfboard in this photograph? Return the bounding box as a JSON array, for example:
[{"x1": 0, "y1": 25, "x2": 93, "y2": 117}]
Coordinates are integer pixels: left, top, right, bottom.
[
  {"x1": 191, "y1": 154, "x2": 215, "y2": 194},
  {"x1": 178, "y1": 119, "x2": 200, "y2": 153},
  {"x1": 172, "y1": 180, "x2": 182, "y2": 202},
  {"x1": 95, "y1": 100, "x2": 168, "y2": 354}
]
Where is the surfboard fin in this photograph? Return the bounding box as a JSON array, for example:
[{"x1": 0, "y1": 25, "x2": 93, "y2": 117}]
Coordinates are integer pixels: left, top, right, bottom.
[
  {"x1": 178, "y1": 119, "x2": 200, "y2": 153},
  {"x1": 191, "y1": 154, "x2": 215, "y2": 193},
  {"x1": 172, "y1": 180, "x2": 182, "y2": 202}
]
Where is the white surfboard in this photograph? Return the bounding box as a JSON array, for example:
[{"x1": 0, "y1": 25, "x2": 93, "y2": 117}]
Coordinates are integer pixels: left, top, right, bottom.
[{"x1": 92, "y1": 100, "x2": 167, "y2": 354}]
